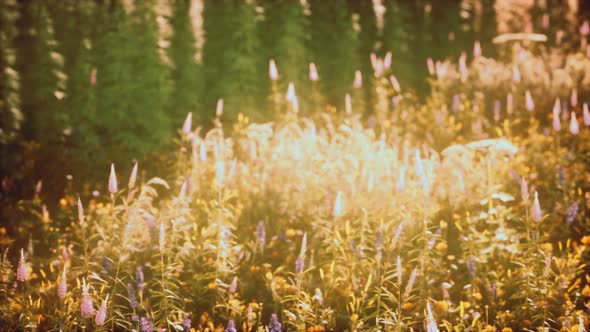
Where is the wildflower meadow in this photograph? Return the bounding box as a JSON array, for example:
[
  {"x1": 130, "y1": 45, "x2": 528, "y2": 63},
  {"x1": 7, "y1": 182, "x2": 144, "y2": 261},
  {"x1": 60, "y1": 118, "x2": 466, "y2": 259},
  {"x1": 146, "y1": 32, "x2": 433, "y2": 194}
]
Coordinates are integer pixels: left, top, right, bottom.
[{"x1": 2, "y1": 1, "x2": 590, "y2": 332}]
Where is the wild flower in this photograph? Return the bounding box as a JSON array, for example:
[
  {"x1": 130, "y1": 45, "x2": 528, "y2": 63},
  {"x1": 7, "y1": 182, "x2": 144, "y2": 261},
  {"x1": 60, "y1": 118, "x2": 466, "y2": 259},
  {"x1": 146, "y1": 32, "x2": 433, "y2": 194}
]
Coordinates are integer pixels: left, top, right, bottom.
[
  {"x1": 353, "y1": 70, "x2": 362, "y2": 88},
  {"x1": 309, "y1": 62, "x2": 319, "y2": 81},
  {"x1": 494, "y1": 100, "x2": 501, "y2": 121},
  {"x1": 136, "y1": 265, "x2": 144, "y2": 290},
  {"x1": 383, "y1": 51, "x2": 392, "y2": 70},
  {"x1": 553, "y1": 99, "x2": 561, "y2": 131},
  {"x1": 80, "y1": 278, "x2": 94, "y2": 319},
  {"x1": 225, "y1": 319, "x2": 237, "y2": 332},
  {"x1": 571, "y1": 89, "x2": 578, "y2": 107},
  {"x1": 286, "y1": 83, "x2": 296, "y2": 102},
  {"x1": 229, "y1": 276, "x2": 238, "y2": 294},
  {"x1": 269, "y1": 59, "x2": 278, "y2": 81},
  {"x1": 108, "y1": 163, "x2": 118, "y2": 194},
  {"x1": 256, "y1": 220, "x2": 265, "y2": 246},
  {"x1": 128, "y1": 162, "x2": 138, "y2": 190},
  {"x1": 345, "y1": 94, "x2": 352, "y2": 114},
  {"x1": 566, "y1": 202, "x2": 579, "y2": 224},
  {"x1": 140, "y1": 316, "x2": 154, "y2": 332},
  {"x1": 16, "y1": 248, "x2": 28, "y2": 282},
  {"x1": 127, "y1": 283, "x2": 138, "y2": 308},
  {"x1": 452, "y1": 94, "x2": 460, "y2": 112},
  {"x1": 179, "y1": 180, "x2": 188, "y2": 200},
  {"x1": 427, "y1": 57, "x2": 435, "y2": 75},
  {"x1": 58, "y1": 266, "x2": 67, "y2": 299},
  {"x1": 159, "y1": 222, "x2": 166, "y2": 251},
  {"x1": 77, "y1": 196, "x2": 84, "y2": 224},
  {"x1": 570, "y1": 112, "x2": 580, "y2": 135},
  {"x1": 404, "y1": 267, "x2": 418, "y2": 296},
  {"x1": 532, "y1": 191, "x2": 542, "y2": 222},
  {"x1": 216, "y1": 99, "x2": 224, "y2": 118},
  {"x1": 473, "y1": 40, "x2": 481, "y2": 57},
  {"x1": 95, "y1": 294, "x2": 108, "y2": 326},
  {"x1": 512, "y1": 64, "x2": 520, "y2": 83},
  {"x1": 525, "y1": 90, "x2": 534, "y2": 111},
  {"x1": 466, "y1": 257, "x2": 476, "y2": 277},
  {"x1": 426, "y1": 303, "x2": 439, "y2": 332},
  {"x1": 268, "y1": 313, "x2": 282, "y2": 332},
  {"x1": 182, "y1": 112, "x2": 192, "y2": 135},
  {"x1": 583, "y1": 103, "x2": 590, "y2": 125},
  {"x1": 182, "y1": 313, "x2": 191, "y2": 330},
  {"x1": 295, "y1": 256, "x2": 304, "y2": 274},
  {"x1": 333, "y1": 191, "x2": 343, "y2": 217},
  {"x1": 215, "y1": 161, "x2": 225, "y2": 188},
  {"x1": 459, "y1": 52, "x2": 468, "y2": 79}
]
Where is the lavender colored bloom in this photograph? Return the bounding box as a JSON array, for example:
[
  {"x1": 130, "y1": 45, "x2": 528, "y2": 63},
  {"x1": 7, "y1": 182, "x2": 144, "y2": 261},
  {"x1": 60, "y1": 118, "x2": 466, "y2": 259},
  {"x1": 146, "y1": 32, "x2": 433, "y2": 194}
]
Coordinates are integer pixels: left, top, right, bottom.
[
  {"x1": 295, "y1": 256, "x2": 304, "y2": 274},
  {"x1": 58, "y1": 266, "x2": 67, "y2": 299},
  {"x1": 16, "y1": 249, "x2": 28, "y2": 282},
  {"x1": 80, "y1": 279, "x2": 94, "y2": 319},
  {"x1": 466, "y1": 257, "x2": 476, "y2": 278},
  {"x1": 95, "y1": 294, "x2": 108, "y2": 326},
  {"x1": 136, "y1": 266, "x2": 144, "y2": 290},
  {"x1": 182, "y1": 313, "x2": 191, "y2": 331},
  {"x1": 452, "y1": 94, "x2": 460, "y2": 112},
  {"x1": 140, "y1": 317, "x2": 154, "y2": 332},
  {"x1": 268, "y1": 314, "x2": 282, "y2": 332},
  {"x1": 127, "y1": 283, "x2": 138, "y2": 308},
  {"x1": 493, "y1": 100, "x2": 501, "y2": 121},
  {"x1": 490, "y1": 282, "x2": 497, "y2": 298},
  {"x1": 229, "y1": 276, "x2": 238, "y2": 294},
  {"x1": 426, "y1": 303, "x2": 439, "y2": 332},
  {"x1": 532, "y1": 191, "x2": 542, "y2": 222},
  {"x1": 375, "y1": 229, "x2": 383, "y2": 252},
  {"x1": 225, "y1": 319, "x2": 237, "y2": 332},
  {"x1": 404, "y1": 267, "x2": 418, "y2": 296},
  {"x1": 108, "y1": 164, "x2": 118, "y2": 194},
  {"x1": 256, "y1": 220, "x2": 266, "y2": 246},
  {"x1": 566, "y1": 202, "x2": 579, "y2": 224},
  {"x1": 558, "y1": 167, "x2": 566, "y2": 187}
]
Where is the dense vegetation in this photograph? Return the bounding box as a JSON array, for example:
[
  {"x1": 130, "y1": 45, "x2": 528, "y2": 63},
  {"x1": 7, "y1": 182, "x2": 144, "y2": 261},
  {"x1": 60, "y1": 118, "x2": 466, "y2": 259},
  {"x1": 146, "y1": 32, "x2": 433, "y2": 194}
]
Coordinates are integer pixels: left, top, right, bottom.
[{"x1": 2, "y1": 1, "x2": 590, "y2": 331}]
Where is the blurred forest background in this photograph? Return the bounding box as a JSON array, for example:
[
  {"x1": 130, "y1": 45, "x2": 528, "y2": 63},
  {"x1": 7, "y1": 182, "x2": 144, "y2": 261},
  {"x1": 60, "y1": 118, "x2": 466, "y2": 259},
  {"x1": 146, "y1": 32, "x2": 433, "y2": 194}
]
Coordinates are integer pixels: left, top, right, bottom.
[{"x1": 0, "y1": 0, "x2": 588, "y2": 204}]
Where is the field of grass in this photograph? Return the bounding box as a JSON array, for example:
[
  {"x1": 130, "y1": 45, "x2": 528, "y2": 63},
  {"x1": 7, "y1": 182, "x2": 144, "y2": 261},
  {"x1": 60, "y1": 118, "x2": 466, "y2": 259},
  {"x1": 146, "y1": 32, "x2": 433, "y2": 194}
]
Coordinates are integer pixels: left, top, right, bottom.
[{"x1": 1, "y1": 41, "x2": 590, "y2": 331}]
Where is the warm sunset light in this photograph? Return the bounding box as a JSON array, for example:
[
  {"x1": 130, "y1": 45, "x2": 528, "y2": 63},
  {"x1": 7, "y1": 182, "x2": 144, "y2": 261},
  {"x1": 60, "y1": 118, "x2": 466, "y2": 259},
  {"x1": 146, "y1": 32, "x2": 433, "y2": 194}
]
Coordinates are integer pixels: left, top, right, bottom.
[{"x1": 1, "y1": 1, "x2": 590, "y2": 331}]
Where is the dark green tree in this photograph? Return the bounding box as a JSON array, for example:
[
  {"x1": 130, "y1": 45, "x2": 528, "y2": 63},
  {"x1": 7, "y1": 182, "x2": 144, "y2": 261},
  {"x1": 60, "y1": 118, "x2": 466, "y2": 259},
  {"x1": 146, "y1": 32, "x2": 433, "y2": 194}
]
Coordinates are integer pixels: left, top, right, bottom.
[
  {"x1": 307, "y1": 0, "x2": 356, "y2": 108},
  {"x1": 168, "y1": 0, "x2": 202, "y2": 125},
  {"x1": 93, "y1": 0, "x2": 172, "y2": 171}
]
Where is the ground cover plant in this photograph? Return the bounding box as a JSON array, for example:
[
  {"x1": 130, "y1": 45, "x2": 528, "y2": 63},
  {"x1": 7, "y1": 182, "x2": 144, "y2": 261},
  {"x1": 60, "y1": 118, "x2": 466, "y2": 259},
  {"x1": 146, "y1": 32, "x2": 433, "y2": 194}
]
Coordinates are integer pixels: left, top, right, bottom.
[{"x1": 2, "y1": 14, "x2": 590, "y2": 332}]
